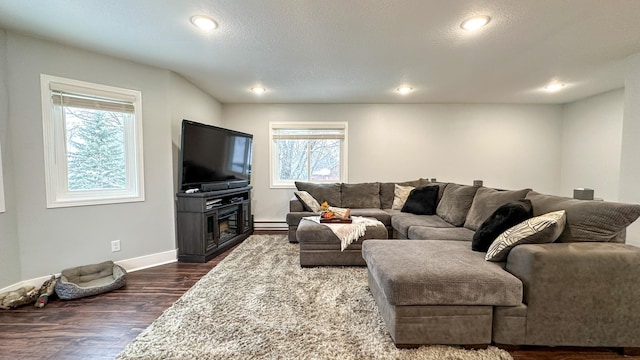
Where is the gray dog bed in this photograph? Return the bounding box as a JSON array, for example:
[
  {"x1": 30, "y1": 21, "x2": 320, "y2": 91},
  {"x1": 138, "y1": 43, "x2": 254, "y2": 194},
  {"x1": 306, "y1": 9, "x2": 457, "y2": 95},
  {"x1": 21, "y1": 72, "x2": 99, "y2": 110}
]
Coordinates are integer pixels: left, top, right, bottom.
[{"x1": 54, "y1": 260, "x2": 127, "y2": 300}]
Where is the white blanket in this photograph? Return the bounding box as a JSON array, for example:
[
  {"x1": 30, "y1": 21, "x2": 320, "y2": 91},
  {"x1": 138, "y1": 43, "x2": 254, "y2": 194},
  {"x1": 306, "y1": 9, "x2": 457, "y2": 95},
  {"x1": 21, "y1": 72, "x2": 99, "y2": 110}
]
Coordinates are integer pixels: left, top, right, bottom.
[{"x1": 303, "y1": 216, "x2": 384, "y2": 251}]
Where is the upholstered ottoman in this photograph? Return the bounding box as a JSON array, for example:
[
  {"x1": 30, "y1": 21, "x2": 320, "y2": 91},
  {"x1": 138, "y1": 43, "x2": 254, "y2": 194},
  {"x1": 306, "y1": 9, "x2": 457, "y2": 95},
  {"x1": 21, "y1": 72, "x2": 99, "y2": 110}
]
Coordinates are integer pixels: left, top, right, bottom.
[
  {"x1": 362, "y1": 240, "x2": 523, "y2": 346},
  {"x1": 297, "y1": 218, "x2": 388, "y2": 267}
]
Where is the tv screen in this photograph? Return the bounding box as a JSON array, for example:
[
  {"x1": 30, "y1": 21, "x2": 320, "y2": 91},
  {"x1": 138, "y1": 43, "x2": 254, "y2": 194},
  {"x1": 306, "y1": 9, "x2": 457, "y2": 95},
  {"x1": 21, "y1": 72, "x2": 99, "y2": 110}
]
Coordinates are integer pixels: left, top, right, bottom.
[{"x1": 179, "y1": 120, "x2": 253, "y2": 191}]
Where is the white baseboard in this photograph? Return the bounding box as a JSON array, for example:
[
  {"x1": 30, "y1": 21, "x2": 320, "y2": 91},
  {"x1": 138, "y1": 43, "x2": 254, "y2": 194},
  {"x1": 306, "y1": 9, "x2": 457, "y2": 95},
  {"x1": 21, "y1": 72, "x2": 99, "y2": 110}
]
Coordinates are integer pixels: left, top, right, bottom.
[
  {"x1": 116, "y1": 249, "x2": 177, "y2": 273},
  {"x1": 254, "y1": 220, "x2": 287, "y2": 231},
  {"x1": 0, "y1": 249, "x2": 178, "y2": 294}
]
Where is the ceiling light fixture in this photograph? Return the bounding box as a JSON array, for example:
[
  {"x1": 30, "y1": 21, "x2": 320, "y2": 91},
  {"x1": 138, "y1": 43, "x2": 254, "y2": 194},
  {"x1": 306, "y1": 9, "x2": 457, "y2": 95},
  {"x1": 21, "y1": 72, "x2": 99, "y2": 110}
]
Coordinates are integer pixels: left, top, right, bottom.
[
  {"x1": 251, "y1": 87, "x2": 267, "y2": 94},
  {"x1": 543, "y1": 82, "x2": 565, "y2": 92},
  {"x1": 460, "y1": 15, "x2": 491, "y2": 31},
  {"x1": 396, "y1": 87, "x2": 413, "y2": 94},
  {"x1": 190, "y1": 15, "x2": 218, "y2": 31}
]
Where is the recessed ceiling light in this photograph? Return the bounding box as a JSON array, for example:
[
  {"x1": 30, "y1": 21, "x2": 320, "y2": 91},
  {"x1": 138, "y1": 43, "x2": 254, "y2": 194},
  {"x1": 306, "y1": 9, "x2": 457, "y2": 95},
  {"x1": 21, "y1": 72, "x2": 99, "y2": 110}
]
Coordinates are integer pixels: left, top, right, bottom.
[
  {"x1": 460, "y1": 15, "x2": 491, "y2": 31},
  {"x1": 190, "y1": 15, "x2": 218, "y2": 31},
  {"x1": 396, "y1": 87, "x2": 413, "y2": 94},
  {"x1": 543, "y1": 82, "x2": 565, "y2": 92},
  {"x1": 251, "y1": 87, "x2": 267, "y2": 94}
]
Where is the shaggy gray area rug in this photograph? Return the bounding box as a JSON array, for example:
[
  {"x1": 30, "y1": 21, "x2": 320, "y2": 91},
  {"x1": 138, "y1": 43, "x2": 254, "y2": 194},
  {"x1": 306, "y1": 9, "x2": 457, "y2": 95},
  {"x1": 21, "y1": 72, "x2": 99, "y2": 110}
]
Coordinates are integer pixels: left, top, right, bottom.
[{"x1": 117, "y1": 235, "x2": 513, "y2": 360}]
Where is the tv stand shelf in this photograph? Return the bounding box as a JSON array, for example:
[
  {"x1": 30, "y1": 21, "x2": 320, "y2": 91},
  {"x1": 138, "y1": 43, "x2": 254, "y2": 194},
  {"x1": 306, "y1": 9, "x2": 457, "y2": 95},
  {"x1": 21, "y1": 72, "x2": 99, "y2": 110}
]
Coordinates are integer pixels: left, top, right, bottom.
[{"x1": 176, "y1": 186, "x2": 253, "y2": 262}]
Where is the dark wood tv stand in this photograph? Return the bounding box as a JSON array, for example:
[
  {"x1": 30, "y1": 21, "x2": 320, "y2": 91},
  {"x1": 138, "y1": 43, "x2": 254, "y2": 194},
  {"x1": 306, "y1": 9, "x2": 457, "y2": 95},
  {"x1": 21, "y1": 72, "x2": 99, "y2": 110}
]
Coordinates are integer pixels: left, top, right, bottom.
[{"x1": 176, "y1": 186, "x2": 253, "y2": 262}]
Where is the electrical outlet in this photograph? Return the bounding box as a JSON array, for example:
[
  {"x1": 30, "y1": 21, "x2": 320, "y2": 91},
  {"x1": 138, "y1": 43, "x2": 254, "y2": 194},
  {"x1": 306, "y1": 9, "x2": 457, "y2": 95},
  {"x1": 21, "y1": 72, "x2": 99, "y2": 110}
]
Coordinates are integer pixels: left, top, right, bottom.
[{"x1": 111, "y1": 240, "x2": 121, "y2": 252}]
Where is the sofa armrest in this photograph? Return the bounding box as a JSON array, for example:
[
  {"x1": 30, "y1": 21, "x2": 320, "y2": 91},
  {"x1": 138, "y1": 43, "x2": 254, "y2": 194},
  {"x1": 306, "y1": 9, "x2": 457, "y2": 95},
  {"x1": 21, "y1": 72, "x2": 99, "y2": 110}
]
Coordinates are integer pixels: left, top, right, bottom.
[
  {"x1": 290, "y1": 196, "x2": 305, "y2": 212},
  {"x1": 505, "y1": 242, "x2": 640, "y2": 346}
]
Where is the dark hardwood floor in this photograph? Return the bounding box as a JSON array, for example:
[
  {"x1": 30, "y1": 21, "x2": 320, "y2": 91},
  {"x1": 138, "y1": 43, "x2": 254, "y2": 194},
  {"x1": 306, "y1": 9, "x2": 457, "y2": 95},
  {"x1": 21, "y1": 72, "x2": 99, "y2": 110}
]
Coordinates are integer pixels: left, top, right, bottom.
[{"x1": 0, "y1": 231, "x2": 637, "y2": 360}]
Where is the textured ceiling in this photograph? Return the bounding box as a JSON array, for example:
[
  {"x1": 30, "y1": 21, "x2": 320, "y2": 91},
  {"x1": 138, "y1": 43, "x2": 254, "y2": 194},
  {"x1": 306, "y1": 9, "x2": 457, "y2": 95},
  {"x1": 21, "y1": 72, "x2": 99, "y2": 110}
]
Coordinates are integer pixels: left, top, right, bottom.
[{"x1": 0, "y1": 0, "x2": 640, "y2": 104}]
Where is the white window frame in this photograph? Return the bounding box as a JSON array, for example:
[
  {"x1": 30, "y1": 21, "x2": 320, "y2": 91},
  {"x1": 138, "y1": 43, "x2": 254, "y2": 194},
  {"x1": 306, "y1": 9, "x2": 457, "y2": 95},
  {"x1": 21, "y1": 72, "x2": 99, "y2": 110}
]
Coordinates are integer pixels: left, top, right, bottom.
[
  {"x1": 269, "y1": 122, "x2": 348, "y2": 188},
  {"x1": 40, "y1": 74, "x2": 145, "y2": 208}
]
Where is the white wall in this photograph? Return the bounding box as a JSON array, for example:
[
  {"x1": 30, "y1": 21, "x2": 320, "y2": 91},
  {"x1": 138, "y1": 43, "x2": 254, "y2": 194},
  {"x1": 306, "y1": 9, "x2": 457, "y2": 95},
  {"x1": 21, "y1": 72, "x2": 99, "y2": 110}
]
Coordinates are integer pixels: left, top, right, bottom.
[
  {"x1": 1, "y1": 32, "x2": 200, "y2": 283},
  {"x1": 619, "y1": 53, "x2": 640, "y2": 247},
  {"x1": 0, "y1": 29, "x2": 21, "y2": 287},
  {"x1": 169, "y1": 72, "x2": 222, "y2": 193},
  {"x1": 222, "y1": 104, "x2": 564, "y2": 223},
  {"x1": 560, "y1": 89, "x2": 624, "y2": 201}
]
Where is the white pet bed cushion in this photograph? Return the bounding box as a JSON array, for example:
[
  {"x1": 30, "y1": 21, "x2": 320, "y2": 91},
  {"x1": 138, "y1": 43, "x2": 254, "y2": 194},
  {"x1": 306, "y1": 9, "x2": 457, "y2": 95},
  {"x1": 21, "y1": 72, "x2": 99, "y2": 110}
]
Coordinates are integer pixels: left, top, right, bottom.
[{"x1": 54, "y1": 260, "x2": 127, "y2": 300}]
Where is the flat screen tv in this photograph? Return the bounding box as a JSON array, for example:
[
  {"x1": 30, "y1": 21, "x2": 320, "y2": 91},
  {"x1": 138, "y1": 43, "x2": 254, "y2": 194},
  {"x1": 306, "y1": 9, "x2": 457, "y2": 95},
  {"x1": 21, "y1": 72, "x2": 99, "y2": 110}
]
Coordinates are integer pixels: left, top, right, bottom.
[{"x1": 179, "y1": 120, "x2": 253, "y2": 192}]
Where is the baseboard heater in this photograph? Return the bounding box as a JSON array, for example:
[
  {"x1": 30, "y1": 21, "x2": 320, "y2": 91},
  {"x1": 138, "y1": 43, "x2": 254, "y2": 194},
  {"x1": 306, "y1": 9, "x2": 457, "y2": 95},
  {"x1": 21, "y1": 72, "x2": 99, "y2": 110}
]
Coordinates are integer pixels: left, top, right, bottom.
[{"x1": 254, "y1": 221, "x2": 287, "y2": 231}]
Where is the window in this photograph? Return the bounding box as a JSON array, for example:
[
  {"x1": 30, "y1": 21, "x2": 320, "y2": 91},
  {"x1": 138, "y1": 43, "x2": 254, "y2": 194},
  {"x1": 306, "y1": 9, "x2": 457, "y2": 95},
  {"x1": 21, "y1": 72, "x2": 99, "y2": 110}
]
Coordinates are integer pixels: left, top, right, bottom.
[
  {"x1": 40, "y1": 74, "x2": 144, "y2": 208},
  {"x1": 270, "y1": 122, "x2": 347, "y2": 188}
]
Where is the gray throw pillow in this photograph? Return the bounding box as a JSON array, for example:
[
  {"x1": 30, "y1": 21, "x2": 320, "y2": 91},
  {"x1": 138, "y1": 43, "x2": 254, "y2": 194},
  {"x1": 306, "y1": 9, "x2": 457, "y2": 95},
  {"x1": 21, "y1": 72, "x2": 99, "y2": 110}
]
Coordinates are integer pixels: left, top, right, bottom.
[
  {"x1": 436, "y1": 183, "x2": 480, "y2": 226},
  {"x1": 295, "y1": 181, "x2": 341, "y2": 206},
  {"x1": 341, "y1": 182, "x2": 381, "y2": 208},
  {"x1": 526, "y1": 191, "x2": 640, "y2": 243},
  {"x1": 486, "y1": 210, "x2": 566, "y2": 262},
  {"x1": 464, "y1": 187, "x2": 531, "y2": 231}
]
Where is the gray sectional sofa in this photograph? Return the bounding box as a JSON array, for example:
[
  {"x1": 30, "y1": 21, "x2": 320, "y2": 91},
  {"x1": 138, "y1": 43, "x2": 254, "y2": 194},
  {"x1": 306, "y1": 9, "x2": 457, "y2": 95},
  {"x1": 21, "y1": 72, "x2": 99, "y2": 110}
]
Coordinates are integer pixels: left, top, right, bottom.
[{"x1": 286, "y1": 180, "x2": 640, "y2": 349}]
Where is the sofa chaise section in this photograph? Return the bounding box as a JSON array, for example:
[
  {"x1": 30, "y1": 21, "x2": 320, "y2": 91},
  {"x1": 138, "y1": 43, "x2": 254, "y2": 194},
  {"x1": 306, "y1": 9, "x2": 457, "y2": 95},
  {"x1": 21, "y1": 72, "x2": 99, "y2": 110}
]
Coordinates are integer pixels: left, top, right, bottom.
[{"x1": 363, "y1": 239, "x2": 522, "y2": 345}]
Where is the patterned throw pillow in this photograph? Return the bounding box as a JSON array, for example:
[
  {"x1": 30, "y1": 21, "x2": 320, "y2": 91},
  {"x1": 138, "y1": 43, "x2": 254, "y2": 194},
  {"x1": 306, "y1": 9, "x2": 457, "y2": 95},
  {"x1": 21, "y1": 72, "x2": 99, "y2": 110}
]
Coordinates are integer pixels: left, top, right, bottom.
[
  {"x1": 391, "y1": 184, "x2": 415, "y2": 210},
  {"x1": 294, "y1": 191, "x2": 322, "y2": 212},
  {"x1": 485, "y1": 210, "x2": 566, "y2": 262}
]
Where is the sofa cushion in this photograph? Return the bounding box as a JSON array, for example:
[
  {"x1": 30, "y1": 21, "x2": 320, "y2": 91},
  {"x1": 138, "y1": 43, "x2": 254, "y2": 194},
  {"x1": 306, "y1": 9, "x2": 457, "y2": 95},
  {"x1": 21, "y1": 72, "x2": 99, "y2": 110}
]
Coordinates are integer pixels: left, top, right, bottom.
[
  {"x1": 286, "y1": 212, "x2": 318, "y2": 226},
  {"x1": 408, "y1": 226, "x2": 474, "y2": 241},
  {"x1": 526, "y1": 191, "x2": 640, "y2": 243},
  {"x1": 391, "y1": 212, "x2": 455, "y2": 238},
  {"x1": 401, "y1": 186, "x2": 439, "y2": 215},
  {"x1": 380, "y1": 180, "x2": 421, "y2": 209},
  {"x1": 295, "y1": 181, "x2": 341, "y2": 206},
  {"x1": 472, "y1": 200, "x2": 533, "y2": 252},
  {"x1": 486, "y1": 210, "x2": 566, "y2": 262},
  {"x1": 419, "y1": 179, "x2": 449, "y2": 203},
  {"x1": 436, "y1": 183, "x2": 480, "y2": 226},
  {"x1": 431, "y1": 182, "x2": 449, "y2": 204},
  {"x1": 350, "y1": 208, "x2": 392, "y2": 226},
  {"x1": 341, "y1": 182, "x2": 381, "y2": 208},
  {"x1": 294, "y1": 191, "x2": 322, "y2": 212},
  {"x1": 464, "y1": 187, "x2": 531, "y2": 231},
  {"x1": 363, "y1": 240, "x2": 523, "y2": 306},
  {"x1": 289, "y1": 196, "x2": 305, "y2": 212},
  {"x1": 391, "y1": 184, "x2": 415, "y2": 210}
]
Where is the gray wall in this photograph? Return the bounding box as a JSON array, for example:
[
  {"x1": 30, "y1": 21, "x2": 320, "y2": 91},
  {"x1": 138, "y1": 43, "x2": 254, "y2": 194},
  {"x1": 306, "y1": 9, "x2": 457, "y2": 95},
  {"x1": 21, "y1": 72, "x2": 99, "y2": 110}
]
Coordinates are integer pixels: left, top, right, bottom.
[
  {"x1": 169, "y1": 72, "x2": 223, "y2": 193},
  {"x1": 0, "y1": 31, "x2": 220, "y2": 285},
  {"x1": 222, "y1": 103, "x2": 564, "y2": 223},
  {"x1": 560, "y1": 89, "x2": 624, "y2": 201},
  {"x1": 0, "y1": 29, "x2": 21, "y2": 287}
]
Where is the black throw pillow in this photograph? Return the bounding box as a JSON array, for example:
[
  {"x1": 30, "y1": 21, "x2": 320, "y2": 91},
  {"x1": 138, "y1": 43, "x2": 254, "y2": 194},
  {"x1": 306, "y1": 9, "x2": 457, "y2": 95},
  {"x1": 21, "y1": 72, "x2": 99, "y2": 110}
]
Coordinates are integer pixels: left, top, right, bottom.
[
  {"x1": 472, "y1": 200, "x2": 533, "y2": 252},
  {"x1": 401, "y1": 186, "x2": 439, "y2": 215}
]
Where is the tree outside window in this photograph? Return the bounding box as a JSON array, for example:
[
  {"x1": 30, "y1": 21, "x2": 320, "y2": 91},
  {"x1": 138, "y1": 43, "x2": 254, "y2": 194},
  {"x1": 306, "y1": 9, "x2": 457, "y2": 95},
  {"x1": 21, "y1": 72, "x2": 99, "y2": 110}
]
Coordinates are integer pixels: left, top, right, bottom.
[{"x1": 65, "y1": 107, "x2": 127, "y2": 191}]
